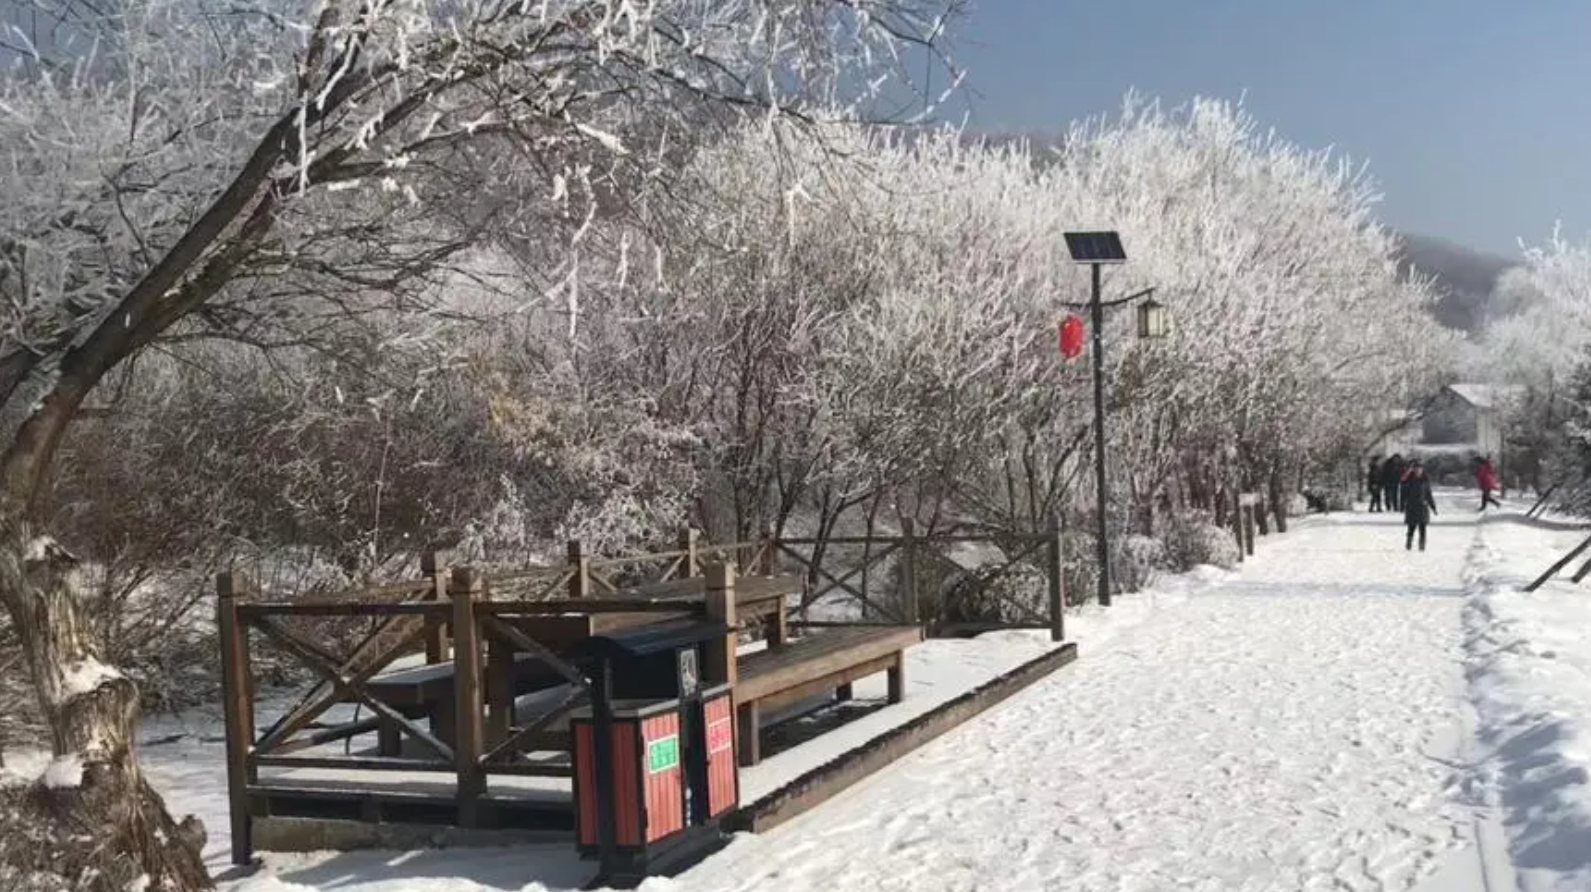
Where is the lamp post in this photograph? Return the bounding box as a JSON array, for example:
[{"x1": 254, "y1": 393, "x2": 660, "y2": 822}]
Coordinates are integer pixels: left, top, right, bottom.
[{"x1": 1062, "y1": 231, "x2": 1167, "y2": 608}]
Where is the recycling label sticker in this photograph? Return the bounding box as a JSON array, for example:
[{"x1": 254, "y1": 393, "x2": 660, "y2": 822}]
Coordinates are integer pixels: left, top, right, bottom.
[
  {"x1": 706, "y1": 718, "x2": 733, "y2": 755},
  {"x1": 647, "y1": 734, "x2": 680, "y2": 773}
]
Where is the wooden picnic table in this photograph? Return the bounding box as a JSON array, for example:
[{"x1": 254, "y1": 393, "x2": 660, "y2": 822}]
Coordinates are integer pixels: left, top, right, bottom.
[{"x1": 360, "y1": 572, "x2": 805, "y2": 756}]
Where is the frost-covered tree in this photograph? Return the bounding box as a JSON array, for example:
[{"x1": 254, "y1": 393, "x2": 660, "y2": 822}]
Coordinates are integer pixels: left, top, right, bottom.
[
  {"x1": 1032, "y1": 96, "x2": 1449, "y2": 533},
  {"x1": 0, "y1": 0, "x2": 958, "y2": 886},
  {"x1": 1472, "y1": 228, "x2": 1591, "y2": 495},
  {"x1": 1482, "y1": 229, "x2": 1591, "y2": 389},
  {"x1": 546, "y1": 95, "x2": 1444, "y2": 601}
]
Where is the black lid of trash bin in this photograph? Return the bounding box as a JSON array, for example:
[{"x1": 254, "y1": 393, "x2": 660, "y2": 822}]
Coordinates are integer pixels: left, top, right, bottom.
[{"x1": 572, "y1": 616, "x2": 730, "y2": 662}]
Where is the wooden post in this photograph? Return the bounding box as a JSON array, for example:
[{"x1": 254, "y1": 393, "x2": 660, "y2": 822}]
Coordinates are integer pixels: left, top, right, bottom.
[
  {"x1": 886, "y1": 651, "x2": 906, "y2": 703},
  {"x1": 1269, "y1": 471, "x2": 1289, "y2": 534},
  {"x1": 1240, "y1": 494, "x2": 1258, "y2": 556},
  {"x1": 758, "y1": 523, "x2": 778, "y2": 575},
  {"x1": 216, "y1": 571, "x2": 257, "y2": 866},
  {"x1": 421, "y1": 550, "x2": 451, "y2": 664},
  {"x1": 899, "y1": 518, "x2": 919, "y2": 626},
  {"x1": 706, "y1": 562, "x2": 753, "y2": 763},
  {"x1": 703, "y1": 562, "x2": 737, "y2": 688},
  {"x1": 1229, "y1": 490, "x2": 1244, "y2": 563},
  {"x1": 1572, "y1": 556, "x2": 1591, "y2": 584},
  {"x1": 567, "y1": 539, "x2": 590, "y2": 598},
  {"x1": 1045, "y1": 513, "x2": 1066, "y2": 643},
  {"x1": 678, "y1": 526, "x2": 700, "y2": 578},
  {"x1": 450, "y1": 567, "x2": 486, "y2": 826},
  {"x1": 485, "y1": 634, "x2": 514, "y2": 747},
  {"x1": 1527, "y1": 483, "x2": 1559, "y2": 519},
  {"x1": 1524, "y1": 531, "x2": 1591, "y2": 591}
]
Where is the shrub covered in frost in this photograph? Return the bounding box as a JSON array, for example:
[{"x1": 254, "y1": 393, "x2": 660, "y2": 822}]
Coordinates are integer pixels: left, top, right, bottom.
[
  {"x1": 1116, "y1": 534, "x2": 1165, "y2": 592},
  {"x1": 1157, "y1": 510, "x2": 1241, "y2": 570}
]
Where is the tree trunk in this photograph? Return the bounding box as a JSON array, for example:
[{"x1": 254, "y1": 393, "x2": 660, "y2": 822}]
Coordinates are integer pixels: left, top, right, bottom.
[
  {"x1": 0, "y1": 534, "x2": 210, "y2": 891},
  {"x1": 1268, "y1": 468, "x2": 1290, "y2": 534}
]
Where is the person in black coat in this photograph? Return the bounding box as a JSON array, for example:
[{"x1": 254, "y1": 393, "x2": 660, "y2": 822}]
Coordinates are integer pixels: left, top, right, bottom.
[
  {"x1": 1366, "y1": 456, "x2": 1384, "y2": 512},
  {"x1": 1381, "y1": 453, "x2": 1407, "y2": 511},
  {"x1": 1400, "y1": 459, "x2": 1437, "y2": 551}
]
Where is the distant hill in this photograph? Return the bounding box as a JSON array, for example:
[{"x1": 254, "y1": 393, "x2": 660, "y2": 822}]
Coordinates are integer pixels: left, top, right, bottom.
[{"x1": 1394, "y1": 233, "x2": 1518, "y2": 334}]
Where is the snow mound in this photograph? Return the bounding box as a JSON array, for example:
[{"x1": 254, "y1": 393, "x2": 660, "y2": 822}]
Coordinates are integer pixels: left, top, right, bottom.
[
  {"x1": 42, "y1": 754, "x2": 84, "y2": 789},
  {"x1": 0, "y1": 749, "x2": 87, "y2": 789},
  {"x1": 61, "y1": 657, "x2": 124, "y2": 697},
  {"x1": 0, "y1": 749, "x2": 51, "y2": 787}
]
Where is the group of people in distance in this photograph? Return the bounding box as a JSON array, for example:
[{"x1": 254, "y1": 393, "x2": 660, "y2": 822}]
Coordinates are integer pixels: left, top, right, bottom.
[{"x1": 1365, "y1": 453, "x2": 1502, "y2": 552}]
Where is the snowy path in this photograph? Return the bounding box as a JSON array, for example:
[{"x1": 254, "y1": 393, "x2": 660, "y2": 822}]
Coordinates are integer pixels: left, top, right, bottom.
[{"x1": 667, "y1": 502, "x2": 1482, "y2": 892}]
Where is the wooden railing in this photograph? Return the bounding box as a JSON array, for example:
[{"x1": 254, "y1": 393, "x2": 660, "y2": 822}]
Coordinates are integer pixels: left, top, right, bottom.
[
  {"x1": 217, "y1": 520, "x2": 1083, "y2": 864},
  {"x1": 773, "y1": 518, "x2": 1064, "y2": 639},
  {"x1": 217, "y1": 563, "x2": 743, "y2": 864}
]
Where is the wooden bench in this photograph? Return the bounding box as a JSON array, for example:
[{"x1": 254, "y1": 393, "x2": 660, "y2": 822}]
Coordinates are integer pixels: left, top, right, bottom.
[{"x1": 733, "y1": 625, "x2": 922, "y2": 765}]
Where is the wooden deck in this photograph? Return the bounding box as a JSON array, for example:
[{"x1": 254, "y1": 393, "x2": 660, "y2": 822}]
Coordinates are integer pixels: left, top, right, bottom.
[{"x1": 250, "y1": 782, "x2": 574, "y2": 831}]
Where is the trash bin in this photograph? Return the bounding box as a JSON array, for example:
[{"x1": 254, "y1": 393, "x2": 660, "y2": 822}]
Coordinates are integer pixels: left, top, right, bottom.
[{"x1": 569, "y1": 617, "x2": 739, "y2": 885}]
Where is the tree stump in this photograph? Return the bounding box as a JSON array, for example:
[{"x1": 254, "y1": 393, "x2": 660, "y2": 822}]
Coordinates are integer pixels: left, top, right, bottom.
[{"x1": 0, "y1": 535, "x2": 211, "y2": 891}]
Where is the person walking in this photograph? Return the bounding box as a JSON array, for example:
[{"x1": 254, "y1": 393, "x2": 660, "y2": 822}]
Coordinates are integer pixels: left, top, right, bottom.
[
  {"x1": 1367, "y1": 456, "x2": 1384, "y2": 512},
  {"x1": 1474, "y1": 456, "x2": 1502, "y2": 511},
  {"x1": 1381, "y1": 453, "x2": 1407, "y2": 512},
  {"x1": 1400, "y1": 459, "x2": 1437, "y2": 551}
]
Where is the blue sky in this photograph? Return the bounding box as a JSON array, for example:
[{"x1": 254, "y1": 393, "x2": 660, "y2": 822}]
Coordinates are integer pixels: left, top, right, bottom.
[{"x1": 934, "y1": 1, "x2": 1591, "y2": 256}]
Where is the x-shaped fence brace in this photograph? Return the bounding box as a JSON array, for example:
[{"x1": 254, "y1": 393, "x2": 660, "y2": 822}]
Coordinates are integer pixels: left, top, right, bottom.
[
  {"x1": 778, "y1": 533, "x2": 1053, "y2": 627},
  {"x1": 476, "y1": 615, "x2": 592, "y2": 767},
  {"x1": 242, "y1": 605, "x2": 455, "y2": 762}
]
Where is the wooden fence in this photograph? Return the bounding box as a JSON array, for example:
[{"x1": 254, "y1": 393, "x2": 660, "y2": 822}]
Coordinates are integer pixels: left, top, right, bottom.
[
  {"x1": 237, "y1": 501, "x2": 1278, "y2": 682},
  {"x1": 773, "y1": 517, "x2": 1064, "y2": 639},
  {"x1": 217, "y1": 512, "x2": 1249, "y2": 863},
  {"x1": 217, "y1": 565, "x2": 741, "y2": 863}
]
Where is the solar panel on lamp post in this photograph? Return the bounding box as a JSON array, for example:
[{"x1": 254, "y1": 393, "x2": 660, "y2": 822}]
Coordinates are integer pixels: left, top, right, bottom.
[{"x1": 1063, "y1": 231, "x2": 1128, "y2": 609}]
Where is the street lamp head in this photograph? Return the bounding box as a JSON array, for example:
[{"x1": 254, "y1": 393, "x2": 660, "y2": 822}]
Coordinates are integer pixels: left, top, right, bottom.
[
  {"x1": 1063, "y1": 231, "x2": 1127, "y2": 265},
  {"x1": 1136, "y1": 296, "x2": 1169, "y2": 339}
]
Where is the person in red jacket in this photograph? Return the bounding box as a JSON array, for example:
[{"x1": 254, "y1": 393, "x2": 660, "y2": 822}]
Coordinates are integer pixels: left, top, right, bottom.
[{"x1": 1474, "y1": 456, "x2": 1501, "y2": 511}]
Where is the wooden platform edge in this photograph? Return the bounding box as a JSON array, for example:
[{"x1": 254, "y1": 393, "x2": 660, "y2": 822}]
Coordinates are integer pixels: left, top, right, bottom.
[
  {"x1": 253, "y1": 814, "x2": 569, "y2": 854},
  {"x1": 723, "y1": 640, "x2": 1080, "y2": 834}
]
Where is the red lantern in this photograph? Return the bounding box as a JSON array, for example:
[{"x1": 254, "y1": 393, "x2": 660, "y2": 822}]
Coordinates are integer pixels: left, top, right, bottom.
[{"x1": 1058, "y1": 314, "x2": 1085, "y2": 361}]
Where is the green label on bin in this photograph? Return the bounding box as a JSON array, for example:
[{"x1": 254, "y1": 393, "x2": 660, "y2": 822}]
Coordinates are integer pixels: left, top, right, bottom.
[{"x1": 647, "y1": 734, "x2": 680, "y2": 774}]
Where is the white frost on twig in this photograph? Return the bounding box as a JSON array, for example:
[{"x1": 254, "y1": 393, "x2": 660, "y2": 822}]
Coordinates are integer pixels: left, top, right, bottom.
[{"x1": 574, "y1": 122, "x2": 628, "y2": 155}]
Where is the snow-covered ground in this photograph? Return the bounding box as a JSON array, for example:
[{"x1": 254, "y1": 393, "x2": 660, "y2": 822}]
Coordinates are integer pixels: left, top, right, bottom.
[
  {"x1": 1457, "y1": 514, "x2": 1591, "y2": 892},
  {"x1": 110, "y1": 577, "x2": 1220, "y2": 891},
  {"x1": 123, "y1": 556, "x2": 1231, "y2": 891},
  {"x1": 659, "y1": 504, "x2": 1479, "y2": 892},
  {"x1": 24, "y1": 494, "x2": 1591, "y2": 891}
]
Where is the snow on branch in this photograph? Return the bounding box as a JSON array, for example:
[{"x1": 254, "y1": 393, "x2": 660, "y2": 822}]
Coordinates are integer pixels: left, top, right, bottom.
[
  {"x1": 0, "y1": 0, "x2": 959, "y2": 429},
  {"x1": 573, "y1": 93, "x2": 1446, "y2": 528}
]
